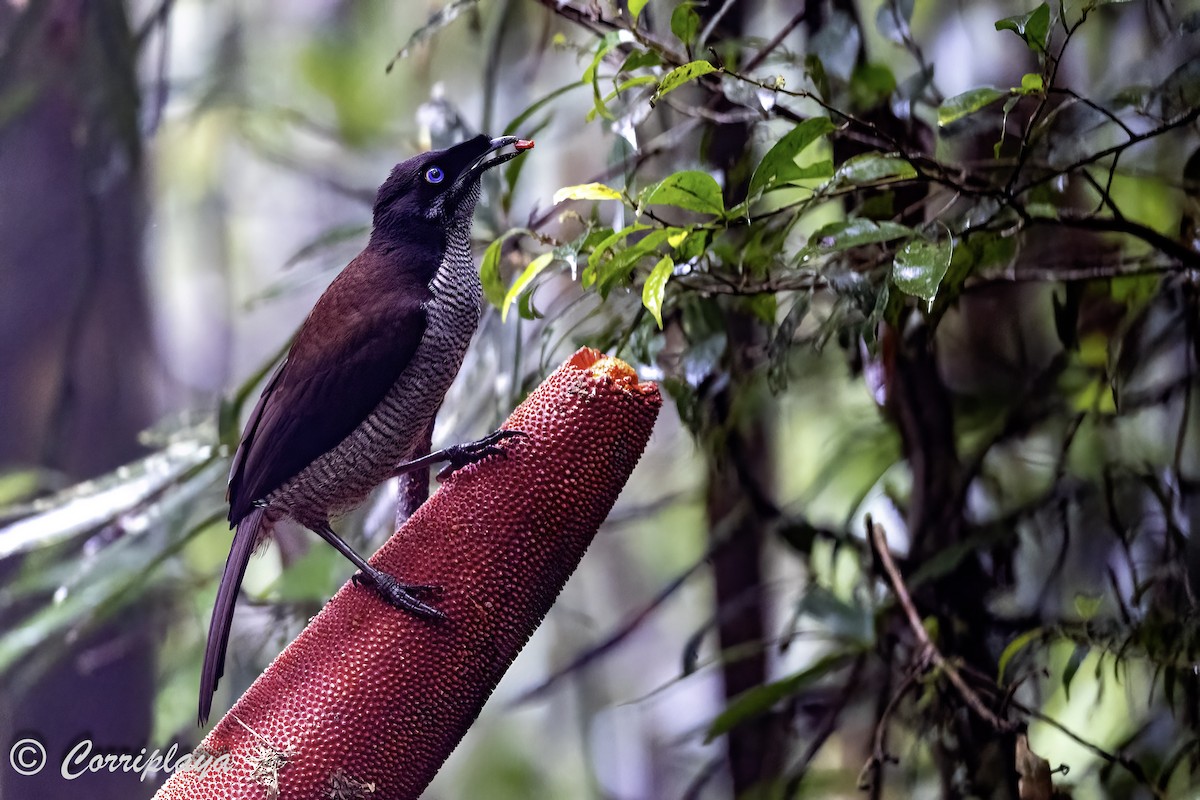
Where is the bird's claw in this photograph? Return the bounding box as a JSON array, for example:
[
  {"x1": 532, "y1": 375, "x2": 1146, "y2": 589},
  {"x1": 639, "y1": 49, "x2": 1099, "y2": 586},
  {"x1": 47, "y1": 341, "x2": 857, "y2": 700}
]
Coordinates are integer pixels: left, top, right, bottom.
[
  {"x1": 436, "y1": 429, "x2": 526, "y2": 481},
  {"x1": 353, "y1": 569, "x2": 445, "y2": 620}
]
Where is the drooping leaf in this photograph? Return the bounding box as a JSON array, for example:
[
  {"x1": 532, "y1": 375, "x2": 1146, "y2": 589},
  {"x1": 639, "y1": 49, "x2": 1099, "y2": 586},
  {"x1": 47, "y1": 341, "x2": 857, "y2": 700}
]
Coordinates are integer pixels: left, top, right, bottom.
[
  {"x1": 998, "y1": 627, "x2": 1044, "y2": 683},
  {"x1": 642, "y1": 255, "x2": 674, "y2": 328},
  {"x1": 652, "y1": 60, "x2": 717, "y2": 103},
  {"x1": 479, "y1": 228, "x2": 531, "y2": 308},
  {"x1": 583, "y1": 224, "x2": 652, "y2": 288},
  {"x1": 501, "y1": 252, "x2": 556, "y2": 322},
  {"x1": 671, "y1": 3, "x2": 700, "y2": 45},
  {"x1": 585, "y1": 75, "x2": 659, "y2": 122},
  {"x1": 553, "y1": 183, "x2": 624, "y2": 203},
  {"x1": 805, "y1": 218, "x2": 914, "y2": 255},
  {"x1": 995, "y1": 3, "x2": 1050, "y2": 53},
  {"x1": 748, "y1": 117, "x2": 836, "y2": 196},
  {"x1": 642, "y1": 171, "x2": 724, "y2": 216},
  {"x1": 938, "y1": 87, "x2": 1008, "y2": 126},
  {"x1": 836, "y1": 153, "x2": 917, "y2": 185},
  {"x1": 892, "y1": 238, "x2": 953, "y2": 303},
  {"x1": 503, "y1": 81, "x2": 585, "y2": 137},
  {"x1": 705, "y1": 653, "x2": 854, "y2": 742},
  {"x1": 595, "y1": 229, "x2": 677, "y2": 294}
]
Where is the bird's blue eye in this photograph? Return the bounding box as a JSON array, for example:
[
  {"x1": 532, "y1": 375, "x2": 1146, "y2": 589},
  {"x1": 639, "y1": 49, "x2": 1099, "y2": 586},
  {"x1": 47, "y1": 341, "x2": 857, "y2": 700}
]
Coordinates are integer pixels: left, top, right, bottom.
[{"x1": 424, "y1": 166, "x2": 444, "y2": 184}]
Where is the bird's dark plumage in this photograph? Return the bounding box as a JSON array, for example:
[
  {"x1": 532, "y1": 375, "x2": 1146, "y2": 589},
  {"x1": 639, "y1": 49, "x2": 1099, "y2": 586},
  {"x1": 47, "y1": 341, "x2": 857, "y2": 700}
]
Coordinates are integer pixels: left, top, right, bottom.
[{"x1": 200, "y1": 134, "x2": 533, "y2": 725}]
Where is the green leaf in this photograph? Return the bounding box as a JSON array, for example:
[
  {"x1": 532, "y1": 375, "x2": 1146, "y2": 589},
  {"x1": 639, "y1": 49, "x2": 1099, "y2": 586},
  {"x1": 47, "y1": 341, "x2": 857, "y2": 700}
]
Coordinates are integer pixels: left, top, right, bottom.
[
  {"x1": 585, "y1": 75, "x2": 659, "y2": 122},
  {"x1": 806, "y1": 218, "x2": 914, "y2": 255},
  {"x1": 479, "y1": 228, "x2": 530, "y2": 308},
  {"x1": 836, "y1": 153, "x2": 917, "y2": 185},
  {"x1": 671, "y1": 2, "x2": 700, "y2": 45},
  {"x1": 749, "y1": 117, "x2": 836, "y2": 196},
  {"x1": 583, "y1": 224, "x2": 650, "y2": 288},
  {"x1": 706, "y1": 653, "x2": 853, "y2": 742},
  {"x1": 998, "y1": 628, "x2": 1043, "y2": 684},
  {"x1": 849, "y1": 62, "x2": 896, "y2": 110},
  {"x1": 553, "y1": 183, "x2": 624, "y2": 203},
  {"x1": 652, "y1": 60, "x2": 717, "y2": 103},
  {"x1": 642, "y1": 171, "x2": 724, "y2": 216},
  {"x1": 502, "y1": 252, "x2": 555, "y2": 322},
  {"x1": 1020, "y1": 72, "x2": 1045, "y2": 94},
  {"x1": 1073, "y1": 593, "x2": 1103, "y2": 620},
  {"x1": 938, "y1": 87, "x2": 1008, "y2": 127},
  {"x1": 595, "y1": 229, "x2": 677, "y2": 293},
  {"x1": 503, "y1": 81, "x2": 585, "y2": 137},
  {"x1": 629, "y1": 0, "x2": 651, "y2": 21},
  {"x1": 642, "y1": 255, "x2": 674, "y2": 328},
  {"x1": 995, "y1": 3, "x2": 1050, "y2": 53},
  {"x1": 892, "y1": 238, "x2": 953, "y2": 303},
  {"x1": 583, "y1": 31, "x2": 626, "y2": 121}
]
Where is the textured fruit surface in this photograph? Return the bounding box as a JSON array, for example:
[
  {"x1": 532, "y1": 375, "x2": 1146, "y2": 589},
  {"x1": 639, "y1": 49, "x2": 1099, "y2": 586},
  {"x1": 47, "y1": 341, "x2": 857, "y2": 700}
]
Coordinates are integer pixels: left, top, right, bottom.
[{"x1": 155, "y1": 347, "x2": 660, "y2": 800}]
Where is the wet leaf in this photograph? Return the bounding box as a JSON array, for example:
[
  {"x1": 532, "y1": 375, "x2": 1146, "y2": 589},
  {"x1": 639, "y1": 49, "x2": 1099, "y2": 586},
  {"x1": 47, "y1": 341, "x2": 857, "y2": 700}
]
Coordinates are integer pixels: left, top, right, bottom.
[
  {"x1": 995, "y1": 3, "x2": 1050, "y2": 53},
  {"x1": 892, "y1": 238, "x2": 953, "y2": 303},
  {"x1": 805, "y1": 218, "x2": 914, "y2": 254},
  {"x1": 836, "y1": 153, "x2": 917, "y2": 185},
  {"x1": 938, "y1": 87, "x2": 1008, "y2": 126}
]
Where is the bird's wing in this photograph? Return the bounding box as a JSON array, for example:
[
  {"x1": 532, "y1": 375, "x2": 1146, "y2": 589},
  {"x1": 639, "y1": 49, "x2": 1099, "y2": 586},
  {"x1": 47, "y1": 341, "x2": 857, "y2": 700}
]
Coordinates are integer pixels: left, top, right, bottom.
[{"x1": 227, "y1": 250, "x2": 433, "y2": 523}]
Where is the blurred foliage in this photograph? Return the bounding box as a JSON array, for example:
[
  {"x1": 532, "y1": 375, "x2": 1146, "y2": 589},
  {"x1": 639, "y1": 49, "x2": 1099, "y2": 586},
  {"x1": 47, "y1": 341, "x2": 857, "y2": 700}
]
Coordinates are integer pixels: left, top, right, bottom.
[{"x1": 2, "y1": 0, "x2": 1200, "y2": 798}]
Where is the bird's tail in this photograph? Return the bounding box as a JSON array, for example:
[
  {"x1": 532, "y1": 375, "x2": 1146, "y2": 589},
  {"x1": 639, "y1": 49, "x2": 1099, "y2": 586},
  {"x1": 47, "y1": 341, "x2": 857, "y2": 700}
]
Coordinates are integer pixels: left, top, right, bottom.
[{"x1": 198, "y1": 506, "x2": 269, "y2": 726}]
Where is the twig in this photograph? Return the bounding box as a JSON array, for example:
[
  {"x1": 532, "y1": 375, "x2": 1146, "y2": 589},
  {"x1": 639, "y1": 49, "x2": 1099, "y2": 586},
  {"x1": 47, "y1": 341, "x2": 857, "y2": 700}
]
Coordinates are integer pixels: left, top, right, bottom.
[
  {"x1": 742, "y1": 10, "x2": 805, "y2": 73},
  {"x1": 867, "y1": 517, "x2": 1016, "y2": 733}
]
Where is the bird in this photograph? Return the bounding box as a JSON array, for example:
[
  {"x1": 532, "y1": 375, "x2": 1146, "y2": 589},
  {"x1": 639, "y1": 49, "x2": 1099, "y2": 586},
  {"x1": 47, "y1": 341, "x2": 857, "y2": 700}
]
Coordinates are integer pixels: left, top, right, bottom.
[{"x1": 199, "y1": 134, "x2": 534, "y2": 725}]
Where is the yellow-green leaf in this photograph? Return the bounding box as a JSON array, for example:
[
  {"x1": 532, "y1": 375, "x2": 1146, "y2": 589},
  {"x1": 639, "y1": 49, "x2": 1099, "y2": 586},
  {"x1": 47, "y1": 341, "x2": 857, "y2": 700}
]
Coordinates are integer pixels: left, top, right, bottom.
[
  {"x1": 652, "y1": 60, "x2": 718, "y2": 103},
  {"x1": 642, "y1": 255, "x2": 674, "y2": 328},
  {"x1": 553, "y1": 183, "x2": 624, "y2": 204},
  {"x1": 501, "y1": 252, "x2": 555, "y2": 322},
  {"x1": 629, "y1": 0, "x2": 651, "y2": 20}
]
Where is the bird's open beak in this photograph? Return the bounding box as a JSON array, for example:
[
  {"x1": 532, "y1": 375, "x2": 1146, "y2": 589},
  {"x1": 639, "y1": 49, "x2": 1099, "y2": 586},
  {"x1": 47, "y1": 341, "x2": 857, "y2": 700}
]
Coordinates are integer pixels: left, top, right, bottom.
[{"x1": 471, "y1": 136, "x2": 535, "y2": 174}]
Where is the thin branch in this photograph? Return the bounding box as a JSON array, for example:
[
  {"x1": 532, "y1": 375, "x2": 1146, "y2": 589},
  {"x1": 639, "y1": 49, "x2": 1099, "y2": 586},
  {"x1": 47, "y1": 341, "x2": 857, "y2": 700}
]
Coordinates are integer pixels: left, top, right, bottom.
[
  {"x1": 868, "y1": 517, "x2": 1016, "y2": 733},
  {"x1": 732, "y1": 8, "x2": 804, "y2": 73}
]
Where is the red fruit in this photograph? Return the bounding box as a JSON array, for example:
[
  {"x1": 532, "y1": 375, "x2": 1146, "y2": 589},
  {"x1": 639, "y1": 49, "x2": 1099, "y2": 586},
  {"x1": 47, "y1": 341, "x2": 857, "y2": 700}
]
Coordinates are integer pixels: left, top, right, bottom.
[{"x1": 156, "y1": 347, "x2": 660, "y2": 799}]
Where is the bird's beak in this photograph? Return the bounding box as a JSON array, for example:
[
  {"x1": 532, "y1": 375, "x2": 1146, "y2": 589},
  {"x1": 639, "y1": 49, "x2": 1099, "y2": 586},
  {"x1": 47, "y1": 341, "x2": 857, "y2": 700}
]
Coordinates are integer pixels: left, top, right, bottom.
[{"x1": 471, "y1": 136, "x2": 535, "y2": 174}]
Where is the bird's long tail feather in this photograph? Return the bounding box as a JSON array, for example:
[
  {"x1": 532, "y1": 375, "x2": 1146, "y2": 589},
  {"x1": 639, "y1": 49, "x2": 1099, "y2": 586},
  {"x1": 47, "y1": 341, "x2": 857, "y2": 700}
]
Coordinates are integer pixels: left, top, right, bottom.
[{"x1": 199, "y1": 507, "x2": 268, "y2": 725}]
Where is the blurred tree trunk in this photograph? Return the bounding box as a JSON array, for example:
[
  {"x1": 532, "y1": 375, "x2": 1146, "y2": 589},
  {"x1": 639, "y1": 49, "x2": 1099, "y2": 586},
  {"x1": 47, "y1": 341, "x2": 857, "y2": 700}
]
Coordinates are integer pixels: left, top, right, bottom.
[
  {"x1": 0, "y1": 1, "x2": 161, "y2": 798},
  {"x1": 699, "y1": 5, "x2": 784, "y2": 795}
]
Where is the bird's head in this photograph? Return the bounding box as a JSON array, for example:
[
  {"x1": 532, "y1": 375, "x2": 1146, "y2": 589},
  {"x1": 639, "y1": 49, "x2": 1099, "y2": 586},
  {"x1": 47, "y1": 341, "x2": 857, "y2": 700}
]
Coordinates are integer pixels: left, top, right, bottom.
[{"x1": 373, "y1": 135, "x2": 534, "y2": 231}]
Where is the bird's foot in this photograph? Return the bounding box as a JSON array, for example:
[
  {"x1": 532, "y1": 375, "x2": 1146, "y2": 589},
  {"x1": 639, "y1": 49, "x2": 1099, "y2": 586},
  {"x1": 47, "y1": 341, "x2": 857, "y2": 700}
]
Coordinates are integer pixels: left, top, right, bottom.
[
  {"x1": 435, "y1": 429, "x2": 526, "y2": 481},
  {"x1": 352, "y1": 568, "x2": 445, "y2": 620}
]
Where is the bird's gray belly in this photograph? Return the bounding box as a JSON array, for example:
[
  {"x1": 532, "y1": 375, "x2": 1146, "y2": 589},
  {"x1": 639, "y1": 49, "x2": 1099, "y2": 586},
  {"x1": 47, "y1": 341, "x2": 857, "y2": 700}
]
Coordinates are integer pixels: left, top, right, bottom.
[{"x1": 267, "y1": 265, "x2": 481, "y2": 528}]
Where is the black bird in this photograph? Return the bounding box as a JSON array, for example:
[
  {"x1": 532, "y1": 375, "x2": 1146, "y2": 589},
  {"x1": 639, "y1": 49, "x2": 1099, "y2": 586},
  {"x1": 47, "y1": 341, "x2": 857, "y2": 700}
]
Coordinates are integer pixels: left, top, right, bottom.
[{"x1": 199, "y1": 135, "x2": 534, "y2": 725}]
